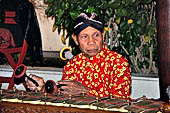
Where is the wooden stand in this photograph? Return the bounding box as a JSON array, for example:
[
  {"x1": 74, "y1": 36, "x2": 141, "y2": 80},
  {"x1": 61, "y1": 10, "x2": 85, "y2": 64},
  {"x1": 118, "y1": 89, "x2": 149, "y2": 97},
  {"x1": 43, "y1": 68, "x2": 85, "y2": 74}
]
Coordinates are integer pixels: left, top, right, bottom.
[{"x1": 0, "y1": 102, "x2": 120, "y2": 113}]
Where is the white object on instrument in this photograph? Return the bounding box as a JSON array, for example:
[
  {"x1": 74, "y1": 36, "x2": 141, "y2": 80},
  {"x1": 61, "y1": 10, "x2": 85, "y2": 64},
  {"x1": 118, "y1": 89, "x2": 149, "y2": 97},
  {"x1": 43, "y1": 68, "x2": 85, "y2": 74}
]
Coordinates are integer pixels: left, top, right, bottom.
[
  {"x1": 60, "y1": 47, "x2": 73, "y2": 60},
  {"x1": 65, "y1": 51, "x2": 73, "y2": 60}
]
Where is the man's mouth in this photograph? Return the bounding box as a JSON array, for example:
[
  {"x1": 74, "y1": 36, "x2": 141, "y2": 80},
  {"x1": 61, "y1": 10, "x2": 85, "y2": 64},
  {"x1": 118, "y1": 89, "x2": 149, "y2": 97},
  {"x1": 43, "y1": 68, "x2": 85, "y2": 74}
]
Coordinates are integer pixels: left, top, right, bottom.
[{"x1": 86, "y1": 49, "x2": 98, "y2": 53}]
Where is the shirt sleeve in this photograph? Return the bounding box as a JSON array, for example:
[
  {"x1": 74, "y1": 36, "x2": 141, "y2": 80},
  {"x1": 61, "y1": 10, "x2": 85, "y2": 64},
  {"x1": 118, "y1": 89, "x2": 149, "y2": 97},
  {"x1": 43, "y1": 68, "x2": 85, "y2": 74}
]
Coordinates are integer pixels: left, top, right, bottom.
[
  {"x1": 62, "y1": 63, "x2": 70, "y2": 80},
  {"x1": 62, "y1": 60, "x2": 77, "y2": 80},
  {"x1": 88, "y1": 84, "x2": 110, "y2": 97},
  {"x1": 110, "y1": 57, "x2": 131, "y2": 99}
]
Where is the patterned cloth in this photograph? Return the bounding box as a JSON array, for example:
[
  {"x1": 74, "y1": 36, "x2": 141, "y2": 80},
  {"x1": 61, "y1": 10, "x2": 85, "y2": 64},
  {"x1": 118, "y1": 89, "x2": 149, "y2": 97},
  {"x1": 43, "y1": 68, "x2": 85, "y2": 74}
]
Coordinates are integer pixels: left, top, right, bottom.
[{"x1": 62, "y1": 44, "x2": 131, "y2": 99}]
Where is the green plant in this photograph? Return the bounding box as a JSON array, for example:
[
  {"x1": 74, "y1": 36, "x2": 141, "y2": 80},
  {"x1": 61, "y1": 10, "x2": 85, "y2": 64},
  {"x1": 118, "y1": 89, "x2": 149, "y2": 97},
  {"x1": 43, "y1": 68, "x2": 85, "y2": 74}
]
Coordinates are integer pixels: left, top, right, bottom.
[{"x1": 44, "y1": 0, "x2": 157, "y2": 74}]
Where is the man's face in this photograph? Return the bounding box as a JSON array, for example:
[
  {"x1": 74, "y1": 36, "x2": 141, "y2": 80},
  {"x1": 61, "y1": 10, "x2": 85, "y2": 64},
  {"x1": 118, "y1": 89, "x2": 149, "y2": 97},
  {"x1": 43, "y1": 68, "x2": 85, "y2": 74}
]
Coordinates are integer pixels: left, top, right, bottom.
[{"x1": 72, "y1": 26, "x2": 105, "y2": 58}]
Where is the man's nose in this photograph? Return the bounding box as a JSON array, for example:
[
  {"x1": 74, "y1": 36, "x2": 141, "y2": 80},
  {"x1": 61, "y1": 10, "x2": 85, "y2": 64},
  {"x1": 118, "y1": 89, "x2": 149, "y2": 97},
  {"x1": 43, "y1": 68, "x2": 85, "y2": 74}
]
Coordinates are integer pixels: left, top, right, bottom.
[{"x1": 87, "y1": 36, "x2": 95, "y2": 45}]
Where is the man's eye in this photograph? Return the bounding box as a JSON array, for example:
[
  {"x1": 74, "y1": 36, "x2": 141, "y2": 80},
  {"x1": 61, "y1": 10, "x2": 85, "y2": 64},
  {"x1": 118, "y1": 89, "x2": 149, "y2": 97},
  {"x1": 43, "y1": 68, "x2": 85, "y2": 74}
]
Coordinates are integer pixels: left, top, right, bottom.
[
  {"x1": 95, "y1": 33, "x2": 99, "y2": 37},
  {"x1": 93, "y1": 33, "x2": 100, "y2": 38},
  {"x1": 80, "y1": 35, "x2": 88, "y2": 38}
]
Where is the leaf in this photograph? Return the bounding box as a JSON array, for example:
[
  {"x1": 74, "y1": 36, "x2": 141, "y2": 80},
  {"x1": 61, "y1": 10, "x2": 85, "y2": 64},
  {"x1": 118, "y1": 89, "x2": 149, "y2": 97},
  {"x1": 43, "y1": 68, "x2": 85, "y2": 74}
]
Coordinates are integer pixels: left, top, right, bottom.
[
  {"x1": 115, "y1": 17, "x2": 121, "y2": 24},
  {"x1": 125, "y1": 31, "x2": 131, "y2": 41},
  {"x1": 107, "y1": 0, "x2": 121, "y2": 8},
  {"x1": 136, "y1": 15, "x2": 147, "y2": 27},
  {"x1": 52, "y1": 25, "x2": 58, "y2": 32},
  {"x1": 86, "y1": 7, "x2": 96, "y2": 13},
  {"x1": 64, "y1": 19, "x2": 70, "y2": 29},
  {"x1": 122, "y1": 0, "x2": 130, "y2": 6},
  {"x1": 119, "y1": 20, "x2": 129, "y2": 32},
  {"x1": 135, "y1": 41, "x2": 141, "y2": 47},
  {"x1": 142, "y1": 0, "x2": 152, "y2": 4},
  {"x1": 82, "y1": 0, "x2": 88, "y2": 7},
  {"x1": 61, "y1": 35, "x2": 66, "y2": 45},
  {"x1": 58, "y1": 10, "x2": 64, "y2": 18},
  {"x1": 58, "y1": 25, "x2": 61, "y2": 34},
  {"x1": 69, "y1": 11, "x2": 80, "y2": 20},
  {"x1": 45, "y1": 5, "x2": 53, "y2": 16},
  {"x1": 133, "y1": 0, "x2": 142, "y2": 6},
  {"x1": 105, "y1": 8, "x2": 114, "y2": 17},
  {"x1": 44, "y1": 0, "x2": 54, "y2": 4},
  {"x1": 116, "y1": 8, "x2": 128, "y2": 17},
  {"x1": 132, "y1": 29, "x2": 138, "y2": 37},
  {"x1": 129, "y1": 45, "x2": 135, "y2": 55},
  {"x1": 55, "y1": 18, "x2": 62, "y2": 25}
]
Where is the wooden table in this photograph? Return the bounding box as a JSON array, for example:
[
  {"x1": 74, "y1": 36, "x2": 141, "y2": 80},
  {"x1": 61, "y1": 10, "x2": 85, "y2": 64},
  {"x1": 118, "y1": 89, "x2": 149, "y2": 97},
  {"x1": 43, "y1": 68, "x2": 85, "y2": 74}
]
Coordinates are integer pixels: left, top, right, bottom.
[{"x1": 0, "y1": 101, "x2": 121, "y2": 113}]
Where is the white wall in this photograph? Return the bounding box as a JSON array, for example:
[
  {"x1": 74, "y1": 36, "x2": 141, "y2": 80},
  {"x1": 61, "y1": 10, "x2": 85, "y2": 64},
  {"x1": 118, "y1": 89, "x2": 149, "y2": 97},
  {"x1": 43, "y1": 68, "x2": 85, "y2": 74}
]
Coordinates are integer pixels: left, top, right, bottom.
[
  {"x1": 32, "y1": 0, "x2": 69, "y2": 52},
  {"x1": 0, "y1": 66, "x2": 160, "y2": 99},
  {"x1": 131, "y1": 76, "x2": 160, "y2": 99}
]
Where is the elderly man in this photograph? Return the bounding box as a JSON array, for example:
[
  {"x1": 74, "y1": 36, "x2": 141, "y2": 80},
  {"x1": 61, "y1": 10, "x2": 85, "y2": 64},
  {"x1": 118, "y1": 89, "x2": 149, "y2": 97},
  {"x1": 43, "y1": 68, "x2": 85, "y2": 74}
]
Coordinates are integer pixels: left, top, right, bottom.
[
  {"x1": 58, "y1": 12, "x2": 131, "y2": 99},
  {"x1": 26, "y1": 12, "x2": 131, "y2": 99}
]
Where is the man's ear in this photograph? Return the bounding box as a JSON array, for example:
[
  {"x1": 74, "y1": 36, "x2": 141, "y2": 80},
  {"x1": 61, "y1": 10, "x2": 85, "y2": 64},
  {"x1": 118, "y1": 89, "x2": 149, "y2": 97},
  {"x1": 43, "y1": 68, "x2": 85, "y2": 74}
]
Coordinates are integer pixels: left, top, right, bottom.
[
  {"x1": 102, "y1": 30, "x2": 106, "y2": 41},
  {"x1": 72, "y1": 34, "x2": 79, "y2": 45}
]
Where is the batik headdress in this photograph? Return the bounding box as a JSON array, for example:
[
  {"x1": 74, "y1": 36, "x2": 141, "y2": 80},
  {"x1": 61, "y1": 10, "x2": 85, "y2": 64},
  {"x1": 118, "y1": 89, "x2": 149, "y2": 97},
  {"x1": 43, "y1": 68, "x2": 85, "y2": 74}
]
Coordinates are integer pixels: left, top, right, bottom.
[{"x1": 73, "y1": 12, "x2": 104, "y2": 35}]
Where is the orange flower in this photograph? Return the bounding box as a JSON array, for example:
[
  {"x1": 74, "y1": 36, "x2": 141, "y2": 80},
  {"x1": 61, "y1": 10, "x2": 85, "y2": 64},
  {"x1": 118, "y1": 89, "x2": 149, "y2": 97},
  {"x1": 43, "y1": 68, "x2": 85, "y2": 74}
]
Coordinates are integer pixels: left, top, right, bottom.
[
  {"x1": 104, "y1": 27, "x2": 109, "y2": 31},
  {"x1": 128, "y1": 19, "x2": 133, "y2": 24}
]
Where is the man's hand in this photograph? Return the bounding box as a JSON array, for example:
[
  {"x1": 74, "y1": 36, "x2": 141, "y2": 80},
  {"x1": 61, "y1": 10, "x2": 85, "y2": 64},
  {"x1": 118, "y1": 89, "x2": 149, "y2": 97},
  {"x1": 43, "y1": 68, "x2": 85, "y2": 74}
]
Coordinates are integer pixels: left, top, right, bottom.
[
  {"x1": 25, "y1": 74, "x2": 45, "y2": 91},
  {"x1": 57, "y1": 80, "x2": 89, "y2": 95}
]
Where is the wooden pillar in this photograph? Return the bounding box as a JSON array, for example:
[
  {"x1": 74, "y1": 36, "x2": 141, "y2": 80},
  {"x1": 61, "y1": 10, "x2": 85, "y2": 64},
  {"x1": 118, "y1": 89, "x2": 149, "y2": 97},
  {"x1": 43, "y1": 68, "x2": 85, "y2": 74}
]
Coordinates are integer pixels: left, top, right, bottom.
[{"x1": 156, "y1": 0, "x2": 170, "y2": 102}]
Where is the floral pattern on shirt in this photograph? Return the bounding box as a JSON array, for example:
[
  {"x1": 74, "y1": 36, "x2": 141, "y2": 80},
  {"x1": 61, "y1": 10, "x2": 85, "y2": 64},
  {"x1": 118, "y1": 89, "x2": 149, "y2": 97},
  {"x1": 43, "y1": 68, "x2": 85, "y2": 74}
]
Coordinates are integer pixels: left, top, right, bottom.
[{"x1": 62, "y1": 44, "x2": 131, "y2": 99}]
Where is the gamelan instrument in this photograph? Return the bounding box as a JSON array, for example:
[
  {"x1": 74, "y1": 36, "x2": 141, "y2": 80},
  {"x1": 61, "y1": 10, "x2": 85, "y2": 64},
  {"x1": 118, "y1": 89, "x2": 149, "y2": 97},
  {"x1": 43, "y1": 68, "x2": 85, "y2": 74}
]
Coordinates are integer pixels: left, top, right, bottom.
[
  {"x1": 0, "y1": 89, "x2": 164, "y2": 113},
  {"x1": 14, "y1": 64, "x2": 39, "y2": 87},
  {"x1": 44, "y1": 80, "x2": 66, "y2": 95},
  {"x1": 45, "y1": 80, "x2": 58, "y2": 94}
]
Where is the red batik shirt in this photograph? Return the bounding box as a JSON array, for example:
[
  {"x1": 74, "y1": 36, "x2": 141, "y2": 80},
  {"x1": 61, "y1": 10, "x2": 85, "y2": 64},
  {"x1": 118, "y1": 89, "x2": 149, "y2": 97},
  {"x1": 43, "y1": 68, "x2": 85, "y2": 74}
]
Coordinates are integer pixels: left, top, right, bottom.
[{"x1": 62, "y1": 44, "x2": 131, "y2": 99}]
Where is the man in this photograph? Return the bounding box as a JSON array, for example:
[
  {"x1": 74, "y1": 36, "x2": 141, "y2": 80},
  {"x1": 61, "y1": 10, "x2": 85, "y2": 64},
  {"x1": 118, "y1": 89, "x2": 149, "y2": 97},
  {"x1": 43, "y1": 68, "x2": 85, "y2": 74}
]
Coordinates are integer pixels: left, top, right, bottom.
[
  {"x1": 27, "y1": 12, "x2": 131, "y2": 99},
  {"x1": 58, "y1": 12, "x2": 131, "y2": 99}
]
